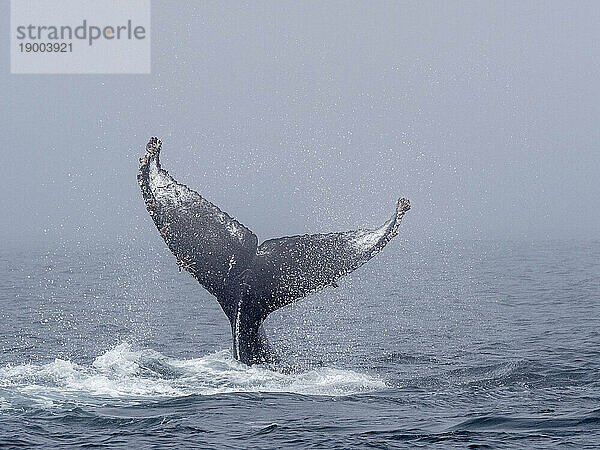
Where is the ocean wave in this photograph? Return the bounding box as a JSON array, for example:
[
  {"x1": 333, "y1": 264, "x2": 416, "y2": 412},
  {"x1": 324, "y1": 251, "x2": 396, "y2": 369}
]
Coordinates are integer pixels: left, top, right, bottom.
[
  {"x1": 452, "y1": 409, "x2": 600, "y2": 431},
  {"x1": 0, "y1": 343, "x2": 385, "y2": 409}
]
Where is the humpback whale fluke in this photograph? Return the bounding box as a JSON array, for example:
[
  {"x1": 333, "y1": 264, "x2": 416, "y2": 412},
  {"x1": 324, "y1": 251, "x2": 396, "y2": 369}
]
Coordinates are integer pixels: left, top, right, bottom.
[{"x1": 138, "y1": 137, "x2": 410, "y2": 365}]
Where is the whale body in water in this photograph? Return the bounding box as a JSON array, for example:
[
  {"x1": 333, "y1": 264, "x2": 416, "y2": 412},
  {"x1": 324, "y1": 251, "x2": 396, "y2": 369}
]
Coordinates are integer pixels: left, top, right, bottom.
[{"x1": 138, "y1": 137, "x2": 410, "y2": 365}]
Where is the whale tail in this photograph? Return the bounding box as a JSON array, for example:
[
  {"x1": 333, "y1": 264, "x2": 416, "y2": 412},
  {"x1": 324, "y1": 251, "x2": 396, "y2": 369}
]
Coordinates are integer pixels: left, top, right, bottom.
[{"x1": 138, "y1": 137, "x2": 410, "y2": 365}]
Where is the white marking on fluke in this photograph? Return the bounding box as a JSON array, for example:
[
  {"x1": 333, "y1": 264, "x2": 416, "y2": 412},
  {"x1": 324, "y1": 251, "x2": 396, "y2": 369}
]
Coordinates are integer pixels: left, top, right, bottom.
[
  {"x1": 349, "y1": 219, "x2": 392, "y2": 252},
  {"x1": 148, "y1": 158, "x2": 195, "y2": 205}
]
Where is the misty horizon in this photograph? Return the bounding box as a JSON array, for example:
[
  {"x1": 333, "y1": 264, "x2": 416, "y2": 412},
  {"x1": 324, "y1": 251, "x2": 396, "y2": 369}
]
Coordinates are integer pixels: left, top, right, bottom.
[{"x1": 2, "y1": 1, "x2": 599, "y2": 250}]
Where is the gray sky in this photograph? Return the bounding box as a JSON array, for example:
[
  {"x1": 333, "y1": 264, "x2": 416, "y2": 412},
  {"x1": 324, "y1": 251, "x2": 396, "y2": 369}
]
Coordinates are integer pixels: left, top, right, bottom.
[{"x1": 1, "y1": 1, "x2": 599, "y2": 249}]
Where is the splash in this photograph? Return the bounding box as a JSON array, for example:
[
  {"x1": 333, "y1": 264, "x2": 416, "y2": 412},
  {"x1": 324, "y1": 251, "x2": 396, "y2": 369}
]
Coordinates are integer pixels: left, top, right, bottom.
[{"x1": 0, "y1": 343, "x2": 385, "y2": 409}]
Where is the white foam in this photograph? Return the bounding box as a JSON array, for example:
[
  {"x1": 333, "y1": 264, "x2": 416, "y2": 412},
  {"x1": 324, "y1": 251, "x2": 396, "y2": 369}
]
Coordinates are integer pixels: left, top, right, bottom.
[
  {"x1": 0, "y1": 396, "x2": 10, "y2": 410},
  {"x1": 0, "y1": 343, "x2": 385, "y2": 407}
]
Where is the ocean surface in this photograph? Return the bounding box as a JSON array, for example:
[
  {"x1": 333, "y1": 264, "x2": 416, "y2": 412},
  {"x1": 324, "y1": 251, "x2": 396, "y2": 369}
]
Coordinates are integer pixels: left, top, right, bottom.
[{"x1": 0, "y1": 238, "x2": 598, "y2": 448}]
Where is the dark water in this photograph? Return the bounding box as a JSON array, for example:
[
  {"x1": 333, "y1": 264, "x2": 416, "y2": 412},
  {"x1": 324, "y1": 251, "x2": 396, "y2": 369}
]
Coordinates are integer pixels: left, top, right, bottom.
[{"x1": 1, "y1": 239, "x2": 598, "y2": 448}]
